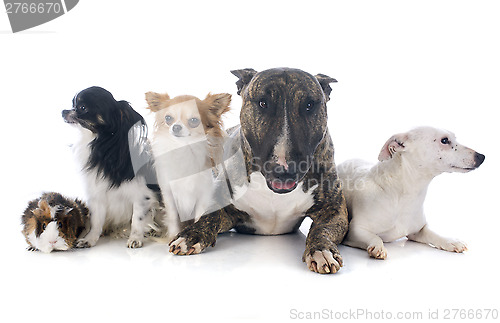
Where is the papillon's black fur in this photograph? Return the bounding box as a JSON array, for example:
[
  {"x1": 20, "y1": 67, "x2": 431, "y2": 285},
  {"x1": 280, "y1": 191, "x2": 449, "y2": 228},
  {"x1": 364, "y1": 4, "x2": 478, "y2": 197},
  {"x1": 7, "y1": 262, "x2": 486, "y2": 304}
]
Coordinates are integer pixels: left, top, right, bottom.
[{"x1": 62, "y1": 86, "x2": 152, "y2": 187}]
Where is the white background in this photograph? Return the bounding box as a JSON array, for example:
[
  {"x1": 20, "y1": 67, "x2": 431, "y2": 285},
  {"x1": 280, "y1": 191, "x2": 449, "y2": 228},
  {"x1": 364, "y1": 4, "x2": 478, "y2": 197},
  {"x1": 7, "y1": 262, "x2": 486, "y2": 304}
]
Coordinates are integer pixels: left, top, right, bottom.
[{"x1": 1, "y1": 1, "x2": 499, "y2": 322}]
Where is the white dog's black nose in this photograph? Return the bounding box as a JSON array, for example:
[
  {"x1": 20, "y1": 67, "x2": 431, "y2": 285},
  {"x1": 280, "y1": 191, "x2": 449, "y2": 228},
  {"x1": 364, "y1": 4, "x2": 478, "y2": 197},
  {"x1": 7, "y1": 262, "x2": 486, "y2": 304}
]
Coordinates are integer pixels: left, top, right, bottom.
[
  {"x1": 172, "y1": 124, "x2": 182, "y2": 134},
  {"x1": 474, "y1": 153, "x2": 485, "y2": 167}
]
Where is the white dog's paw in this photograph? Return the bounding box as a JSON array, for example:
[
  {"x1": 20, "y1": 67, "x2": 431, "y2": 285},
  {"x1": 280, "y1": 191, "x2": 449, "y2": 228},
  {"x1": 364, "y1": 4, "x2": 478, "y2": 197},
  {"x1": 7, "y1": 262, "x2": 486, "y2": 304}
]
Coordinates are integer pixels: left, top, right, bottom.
[
  {"x1": 75, "y1": 237, "x2": 98, "y2": 248},
  {"x1": 169, "y1": 237, "x2": 202, "y2": 255},
  {"x1": 127, "y1": 238, "x2": 143, "y2": 249},
  {"x1": 435, "y1": 239, "x2": 468, "y2": 253},
  {"x1": 304, "y1": 249, "x2": 343, "y2": 274},
  {"x1": 367, "y1": 244, "x2": 388, "y2": 259}
]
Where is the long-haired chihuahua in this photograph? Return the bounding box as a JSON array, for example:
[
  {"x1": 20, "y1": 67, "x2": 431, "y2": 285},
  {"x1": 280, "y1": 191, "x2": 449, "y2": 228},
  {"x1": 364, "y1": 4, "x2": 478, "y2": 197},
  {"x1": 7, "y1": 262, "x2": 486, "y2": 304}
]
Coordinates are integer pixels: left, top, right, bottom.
[{"x1": 62, "y1": 86, "x2": 159, "y2": 248}]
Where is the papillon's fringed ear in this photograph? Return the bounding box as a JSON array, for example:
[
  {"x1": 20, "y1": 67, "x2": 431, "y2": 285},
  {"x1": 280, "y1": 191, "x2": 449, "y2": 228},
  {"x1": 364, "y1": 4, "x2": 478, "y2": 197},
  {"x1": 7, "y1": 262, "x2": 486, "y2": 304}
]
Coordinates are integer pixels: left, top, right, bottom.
[
  {"x1": 204, "y1": 93, "x2": 232, "y2": 117},
  {"x1": 231, "y1": 68, "x2": 258, "y2": 95},
  {"x1": 145, "y1": 92, "x2": 170, "y2": 112},
  {"x1": 315, "y1": 74, "x2": 337, "y2": 102},
  {"x1": 378, "y1": 133, "x2": 408, "y2": 161}
]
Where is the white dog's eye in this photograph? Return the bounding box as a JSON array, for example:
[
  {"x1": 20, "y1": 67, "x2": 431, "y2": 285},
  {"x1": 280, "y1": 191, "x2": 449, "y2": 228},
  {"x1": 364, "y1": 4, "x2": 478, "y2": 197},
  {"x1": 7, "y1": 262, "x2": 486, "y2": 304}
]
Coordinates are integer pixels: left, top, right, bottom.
[
  {"x1": 441, "y1": 137, "x2": 450, "y2": 145},
  {"x1": 188, "y1": 117, "x2": 200, "y2": 128},
  {"x1": 165, "y1": 115, "x2": 173, "y2": 125}
]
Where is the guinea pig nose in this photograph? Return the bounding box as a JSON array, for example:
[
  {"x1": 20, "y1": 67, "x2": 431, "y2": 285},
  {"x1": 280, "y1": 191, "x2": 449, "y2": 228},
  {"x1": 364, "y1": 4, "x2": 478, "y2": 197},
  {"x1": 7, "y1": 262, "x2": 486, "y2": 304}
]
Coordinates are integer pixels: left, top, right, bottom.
[
  {"x1": 474, "y1": 153, "x2": 485, "y2": 166},
  {"x1": 172, "y1": 124, "x2": 182, "y2": 133}
]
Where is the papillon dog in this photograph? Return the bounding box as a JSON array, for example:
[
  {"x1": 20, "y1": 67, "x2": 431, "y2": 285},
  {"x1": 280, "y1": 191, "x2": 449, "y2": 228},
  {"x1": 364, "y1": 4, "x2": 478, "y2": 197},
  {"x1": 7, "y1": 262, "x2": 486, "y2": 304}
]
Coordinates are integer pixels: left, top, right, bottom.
[
  {"x1": 145, "y1": 92, "x2": 231, "y2": 238},
  {"x1": 62, "y1": 86, "x2": 160, "y2": 248}
]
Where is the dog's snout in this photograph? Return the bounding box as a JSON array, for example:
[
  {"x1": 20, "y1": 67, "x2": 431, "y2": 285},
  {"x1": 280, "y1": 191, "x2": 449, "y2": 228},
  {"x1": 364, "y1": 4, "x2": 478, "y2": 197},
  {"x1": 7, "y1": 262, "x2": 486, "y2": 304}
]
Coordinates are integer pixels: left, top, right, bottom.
[
  {"x1": 273, "y1": 163, "x2": 297, "y2": 180},
  {"x1": 172, "y1": 124, "x2": 182, "y2": 134},
  {"x1": 474, "y1": 152, "x2": 485, "y2": 167}
]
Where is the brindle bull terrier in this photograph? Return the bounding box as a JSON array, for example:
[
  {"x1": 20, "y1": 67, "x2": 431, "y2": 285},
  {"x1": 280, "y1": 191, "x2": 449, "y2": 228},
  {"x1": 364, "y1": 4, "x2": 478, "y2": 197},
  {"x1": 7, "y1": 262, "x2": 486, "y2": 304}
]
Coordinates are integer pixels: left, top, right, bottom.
[{"x1": 169, "y1": 67, "x2": 349, "y2": 274}]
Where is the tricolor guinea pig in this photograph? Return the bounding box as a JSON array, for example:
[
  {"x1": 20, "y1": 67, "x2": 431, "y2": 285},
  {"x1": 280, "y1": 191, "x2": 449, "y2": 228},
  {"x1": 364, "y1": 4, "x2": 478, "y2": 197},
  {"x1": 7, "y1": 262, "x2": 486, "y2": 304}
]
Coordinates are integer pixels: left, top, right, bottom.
[{"x1": 21, "y1": 192, "x2": 89, "y2": 253}]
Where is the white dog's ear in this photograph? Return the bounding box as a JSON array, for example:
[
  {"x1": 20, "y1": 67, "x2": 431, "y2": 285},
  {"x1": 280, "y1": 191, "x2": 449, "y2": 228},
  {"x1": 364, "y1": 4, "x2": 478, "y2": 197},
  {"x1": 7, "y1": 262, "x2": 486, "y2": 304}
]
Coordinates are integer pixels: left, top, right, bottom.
[
  {"x1": 378, "y1": 133, "x2": 408, "y2": 161},
  {"x1": 145, "y1": 92, "x2": 170, "y2": 112}
]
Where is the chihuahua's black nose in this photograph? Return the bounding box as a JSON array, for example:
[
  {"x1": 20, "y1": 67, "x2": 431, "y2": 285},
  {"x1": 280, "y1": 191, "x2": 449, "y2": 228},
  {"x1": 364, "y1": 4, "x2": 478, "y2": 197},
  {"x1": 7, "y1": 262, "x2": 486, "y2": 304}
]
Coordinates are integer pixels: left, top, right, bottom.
[{"x1": 172, "y1": 124, "x2": 182, "y2": 134}]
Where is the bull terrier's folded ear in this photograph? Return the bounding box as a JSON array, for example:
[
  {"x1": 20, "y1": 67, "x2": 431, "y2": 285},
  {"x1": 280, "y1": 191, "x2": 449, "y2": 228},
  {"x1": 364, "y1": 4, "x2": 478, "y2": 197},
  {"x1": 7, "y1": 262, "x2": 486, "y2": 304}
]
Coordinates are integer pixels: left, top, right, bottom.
[
  {"x1": 315, "y1": 74, "x2": 337, "y2": 102},
  {"x1": 231, "y1": 68, "x2": 258, "y2": 95},
  {"x1": 145, "y1": 92, "x2": 170, "y2": 112},
  {"x1": 204, "y1": 93, "x2": 232, "y2": 117},
  {"x1": 378, "y1": 133, "x2": 408, "y2": 161}
]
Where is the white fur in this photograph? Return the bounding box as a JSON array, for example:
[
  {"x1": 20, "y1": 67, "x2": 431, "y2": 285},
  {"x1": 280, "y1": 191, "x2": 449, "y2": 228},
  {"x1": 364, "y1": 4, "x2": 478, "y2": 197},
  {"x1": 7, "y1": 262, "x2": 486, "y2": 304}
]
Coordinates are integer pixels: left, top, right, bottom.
[
  {"x1": 72, "y1": 127, "x2": 157, "y2": 248},
  {"x1": 151, "y1": 100, "x2": 217, "y2": 239},
  {"x1": 32, "y1": 222, "x2": 69, "y2": 253},
  {"x1": 232, "y1": 172, "x2": 318, "y2": 235},
  {"x1": 338, "y1": 127, "x2": 480, "y2": 259}
]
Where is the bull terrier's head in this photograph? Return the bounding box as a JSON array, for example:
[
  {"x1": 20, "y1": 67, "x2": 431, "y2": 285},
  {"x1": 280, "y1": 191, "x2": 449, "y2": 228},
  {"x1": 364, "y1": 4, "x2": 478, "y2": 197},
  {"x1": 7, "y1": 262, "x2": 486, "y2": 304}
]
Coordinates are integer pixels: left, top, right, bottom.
[{"x1": 232, "y1": 67, "x2": 337, "y2": 193}]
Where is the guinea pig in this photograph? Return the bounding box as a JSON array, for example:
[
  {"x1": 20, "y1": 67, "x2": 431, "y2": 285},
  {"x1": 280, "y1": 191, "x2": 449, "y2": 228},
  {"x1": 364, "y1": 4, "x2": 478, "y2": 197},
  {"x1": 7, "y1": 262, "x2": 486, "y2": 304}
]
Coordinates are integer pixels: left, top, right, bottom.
[{"x1": 21, "y1": 192, "x2": 89, "y2": 253}]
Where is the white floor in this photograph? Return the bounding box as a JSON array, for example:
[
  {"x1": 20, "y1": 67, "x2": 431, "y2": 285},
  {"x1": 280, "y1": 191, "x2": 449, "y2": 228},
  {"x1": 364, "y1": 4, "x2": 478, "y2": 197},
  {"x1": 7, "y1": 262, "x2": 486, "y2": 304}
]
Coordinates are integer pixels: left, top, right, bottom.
[{"x1": 4, "y1": 212, "x2": 499, "y2": 322}]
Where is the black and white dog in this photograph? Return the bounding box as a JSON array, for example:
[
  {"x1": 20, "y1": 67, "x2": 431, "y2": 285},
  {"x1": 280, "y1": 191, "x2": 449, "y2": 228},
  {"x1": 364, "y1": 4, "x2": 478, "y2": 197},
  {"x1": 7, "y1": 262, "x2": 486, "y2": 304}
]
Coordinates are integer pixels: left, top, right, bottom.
[
  {"x1": 169, "y1": 68, "x2": 349, "y2": 274},
  {"x1": 62, "y1": 86, "x2": 159, "y2": 248}
]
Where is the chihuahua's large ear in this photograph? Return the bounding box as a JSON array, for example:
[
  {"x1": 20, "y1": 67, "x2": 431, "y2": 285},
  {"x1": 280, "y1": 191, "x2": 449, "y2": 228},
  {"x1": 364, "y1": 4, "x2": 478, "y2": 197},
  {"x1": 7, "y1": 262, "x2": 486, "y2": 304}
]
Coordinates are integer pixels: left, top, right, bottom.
[
  {"x1": 145, "y1": 92, "x2": 170, "y2": 112},
  {"x1": 231, "y1": 68, "x2": 258, "y2": 96},
  {"x1": 315, "y1": 74, "x2": 337, "y2": 102},
  {"x1": 204, "y1": 93, "x2": 232, "y2": 117},
  {"x1": 378, "y1": 133, "x2": 409, "y2": 161}
]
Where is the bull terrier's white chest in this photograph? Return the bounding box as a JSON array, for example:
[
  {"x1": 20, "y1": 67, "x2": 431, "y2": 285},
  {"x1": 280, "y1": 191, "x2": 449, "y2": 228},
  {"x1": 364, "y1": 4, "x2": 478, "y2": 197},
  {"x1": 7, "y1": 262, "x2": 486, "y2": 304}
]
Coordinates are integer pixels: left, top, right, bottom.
[{"x1": 232, "y1": 172, "x2": 318, "y2": 235}]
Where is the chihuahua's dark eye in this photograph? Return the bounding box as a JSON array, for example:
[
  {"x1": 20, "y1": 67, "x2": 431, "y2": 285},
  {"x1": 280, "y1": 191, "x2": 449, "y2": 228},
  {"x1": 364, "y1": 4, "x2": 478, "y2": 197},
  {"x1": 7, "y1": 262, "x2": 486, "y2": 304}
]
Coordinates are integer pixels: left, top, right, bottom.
[
  {"x1": 258, "y1": 99, "x2": 268, "y2": 109},
  {"x1": 188, "y1": 117, "x2": 200, "y2": 128},
  {"x1": 441, "y1": 137, "x2": 450, "y2": 145},
  {"x1": 165, "y1": 115, "x2": 173, "y2": 125},
  {"x1": 77, "y1": 105, "x2": 87, "y2": 113}
]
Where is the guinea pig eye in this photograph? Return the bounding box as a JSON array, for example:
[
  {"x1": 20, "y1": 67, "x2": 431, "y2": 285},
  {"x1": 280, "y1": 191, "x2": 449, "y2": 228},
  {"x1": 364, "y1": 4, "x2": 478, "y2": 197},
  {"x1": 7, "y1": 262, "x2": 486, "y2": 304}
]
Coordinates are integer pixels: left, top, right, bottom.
[
  {"x1": 165, "y1": 115, "x2": 174, "y2": 125},
  {"x1": 441, "y1": 137, "x2": 450, "y2": 145},
  {"x1": 58, "y1": 221, "x2": 63, "y2": 229},
  {"x1": 42, "y1": 223, "x2": 46, "y2": 230},
  {"x1": 188, "y1": 117, "x2": 200, "y2": 128},
  {"x1": 258, "y1": 99, "x2": 268, "y2": 109}
]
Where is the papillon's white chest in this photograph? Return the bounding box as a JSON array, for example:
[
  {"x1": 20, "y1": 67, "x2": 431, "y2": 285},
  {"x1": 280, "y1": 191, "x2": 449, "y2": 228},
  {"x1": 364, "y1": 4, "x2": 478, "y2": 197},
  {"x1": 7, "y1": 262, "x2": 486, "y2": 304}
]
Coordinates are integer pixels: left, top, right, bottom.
[{"x1": 232, "y1": 172, "x2": 317, "y2": 235}]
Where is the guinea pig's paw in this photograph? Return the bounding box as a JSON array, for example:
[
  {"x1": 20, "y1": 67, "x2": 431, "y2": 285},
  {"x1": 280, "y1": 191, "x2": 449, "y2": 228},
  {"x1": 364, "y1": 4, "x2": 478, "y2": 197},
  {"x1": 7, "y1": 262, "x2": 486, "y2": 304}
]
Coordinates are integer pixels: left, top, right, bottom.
[
  {"x1": 169, "y1": 237, "x2": 203, "y2": 256},
  {"x1": 304, "y1": 249, "x2": 343, "y2": 274},
  {"x1": 439, "y1": 239, "x2": 468, "y2": 253},
  {"x1": 127, "y1": 238, "x2": 143, "y2": 249},
  {"x1": 367, "y1": 244, "x2": 388, "y2": 260}
]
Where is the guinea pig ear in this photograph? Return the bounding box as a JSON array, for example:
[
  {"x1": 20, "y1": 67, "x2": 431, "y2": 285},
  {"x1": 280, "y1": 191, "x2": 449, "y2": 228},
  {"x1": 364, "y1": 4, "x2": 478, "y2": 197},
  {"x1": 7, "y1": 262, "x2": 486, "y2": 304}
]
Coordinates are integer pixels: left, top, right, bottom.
[
  {"x1": 64, "y1": 207, "x2": 74, "y2": 215},
  {"x1": 204, "y1": 93, "x2": 232, "y2": 118},
  {"x1": 315, "y1": 74, "x2": 337, "y2": 102},
  {"x1": 231, "y1": 68, "x2": 258, "y2": 96},
  {"x1": 378, "y1": 133, "x2": 408, "y2": 161},
  {"x1": 145, "y1": 92, "x2": 170, "y2": 112}
]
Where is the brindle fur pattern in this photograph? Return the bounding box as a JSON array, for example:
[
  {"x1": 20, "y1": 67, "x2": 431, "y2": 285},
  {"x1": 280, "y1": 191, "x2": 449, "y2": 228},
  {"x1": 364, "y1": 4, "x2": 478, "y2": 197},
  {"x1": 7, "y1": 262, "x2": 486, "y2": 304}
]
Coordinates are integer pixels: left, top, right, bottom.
[{"x1": 169, "y1": 68, "x2": 348, "y2": 274}]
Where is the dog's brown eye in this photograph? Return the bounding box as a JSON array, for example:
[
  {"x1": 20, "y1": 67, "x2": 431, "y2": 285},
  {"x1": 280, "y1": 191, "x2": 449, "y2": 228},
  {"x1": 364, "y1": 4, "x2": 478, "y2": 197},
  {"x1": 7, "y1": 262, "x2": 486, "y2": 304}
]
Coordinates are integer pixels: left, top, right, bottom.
[
  {"x1": 305, "y1": 101, "x2": 315, "y2": 112},
  {"x1": 188, "y1": 117, "x2": 200, "y2": 128},
  {"x1": 259, "y1": 99, "x2": 268, "y2": 109},
  {"x1": 441, "y1": 137, "x2": 450, "y2": 145},
  {"x1": 165, "y1": 115, "x2": 173, "y2": 125}
]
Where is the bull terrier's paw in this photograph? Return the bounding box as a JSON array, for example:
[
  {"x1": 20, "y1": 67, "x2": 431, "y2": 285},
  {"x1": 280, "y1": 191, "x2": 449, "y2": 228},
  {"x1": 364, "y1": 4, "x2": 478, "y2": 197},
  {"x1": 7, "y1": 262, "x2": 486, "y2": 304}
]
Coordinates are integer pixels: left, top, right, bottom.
[
  {"x1": 304, "y1": 249, "x2": 343, "y2": 274},
  {"x1": 367, "y1": 243, "x2": 387, "y2": 260},
  {"x1": 436, "y1": 239, "x2": 468, "y2": 253},
  {"x1": 169, "y1": 230, "x2": 215, "y2": 256},
  {"x1": 127, "y1": 238, "x2": 143, "y2": 249}
]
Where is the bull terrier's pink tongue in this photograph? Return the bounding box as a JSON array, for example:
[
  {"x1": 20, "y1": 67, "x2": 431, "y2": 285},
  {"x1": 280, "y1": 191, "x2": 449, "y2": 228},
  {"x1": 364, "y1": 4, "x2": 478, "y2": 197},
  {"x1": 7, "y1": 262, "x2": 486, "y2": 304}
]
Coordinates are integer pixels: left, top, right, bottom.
[{"x1": 271, "y1": 180, "x2": 296, "y2": 190}]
